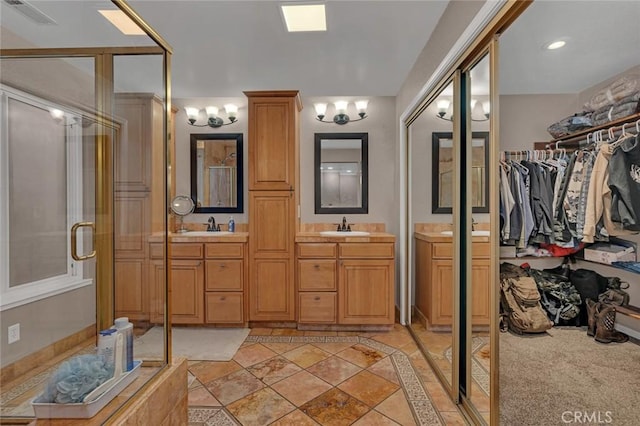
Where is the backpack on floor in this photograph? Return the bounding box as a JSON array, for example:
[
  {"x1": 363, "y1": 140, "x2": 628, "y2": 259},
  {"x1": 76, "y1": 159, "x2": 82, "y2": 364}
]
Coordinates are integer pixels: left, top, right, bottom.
[{"x1": 499, "y1": 275, "x2": 554, "y2": 334}]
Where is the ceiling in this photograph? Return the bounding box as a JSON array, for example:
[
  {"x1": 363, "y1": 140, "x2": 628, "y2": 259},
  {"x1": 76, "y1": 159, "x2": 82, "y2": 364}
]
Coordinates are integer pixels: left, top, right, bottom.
[{"x1": 1, "y1": 1, "x2": 639, "y2": 99}]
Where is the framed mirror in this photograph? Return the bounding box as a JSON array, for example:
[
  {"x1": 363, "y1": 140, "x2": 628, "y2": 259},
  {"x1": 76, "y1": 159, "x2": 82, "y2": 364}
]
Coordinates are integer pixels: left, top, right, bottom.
[
  {"x1": 190, "y1": 133, "x2": 243, "y2": 213},
  {"x1": 314, "y1": 133, "x2": 368, "y2": 214},
  {"x1": 432, "y1": 131, "x2": 489, "y2": 213}
]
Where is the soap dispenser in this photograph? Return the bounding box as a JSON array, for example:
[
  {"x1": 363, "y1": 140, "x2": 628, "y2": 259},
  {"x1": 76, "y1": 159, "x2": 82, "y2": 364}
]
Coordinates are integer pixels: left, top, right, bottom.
[{"x1": 228, "y1": 216, "x2": 235, "y2": 233}]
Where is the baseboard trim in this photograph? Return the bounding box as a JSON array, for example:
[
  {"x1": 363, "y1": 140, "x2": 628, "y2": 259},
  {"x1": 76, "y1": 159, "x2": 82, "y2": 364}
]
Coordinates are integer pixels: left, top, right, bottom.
[
  {"x1": 615, "y1": 323, "x2": 640, "y2": 341},
  {"x1": 1, "y1": 323, "x2": 96, "y2": 385}
]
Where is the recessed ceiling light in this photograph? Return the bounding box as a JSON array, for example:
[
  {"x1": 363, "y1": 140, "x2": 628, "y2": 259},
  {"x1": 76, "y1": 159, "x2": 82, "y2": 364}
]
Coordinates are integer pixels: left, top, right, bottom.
[
  {"x1": 280, "y1": 4, "x2": 326, "y2": 32},
  {"x1": 99, "y1": 10, "x2": 146, "y2": 35},
  {"x1": 546, "y1": 40, "x2": 566, "y2": 50}
]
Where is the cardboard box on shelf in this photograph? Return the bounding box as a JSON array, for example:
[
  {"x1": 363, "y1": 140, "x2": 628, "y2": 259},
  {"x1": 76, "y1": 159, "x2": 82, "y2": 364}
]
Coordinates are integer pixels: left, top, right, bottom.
[{"x1": 583, "y1": 239, "x2": 636, "y2": 265}]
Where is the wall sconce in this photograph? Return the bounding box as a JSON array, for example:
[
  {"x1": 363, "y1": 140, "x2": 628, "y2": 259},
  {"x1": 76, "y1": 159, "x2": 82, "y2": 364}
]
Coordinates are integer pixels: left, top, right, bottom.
[
  {"x1": 185, "y1": 104, "x2": 238, "y2": 127},
  {"x1": 314, "y1": 100, "x2": 368, "y2": 125},
  {"x1": 436, "y1": 99, "x2": 489, "y2": 122},
  {"x1": 50, "y1": 108, "x2": 88, "y2": 127}
]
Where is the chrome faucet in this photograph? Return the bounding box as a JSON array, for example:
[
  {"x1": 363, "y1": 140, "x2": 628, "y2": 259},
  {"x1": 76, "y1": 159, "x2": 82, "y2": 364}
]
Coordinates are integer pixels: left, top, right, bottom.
[{"x1": 207, "y1": 216, "x2": 217, "y2": 232}]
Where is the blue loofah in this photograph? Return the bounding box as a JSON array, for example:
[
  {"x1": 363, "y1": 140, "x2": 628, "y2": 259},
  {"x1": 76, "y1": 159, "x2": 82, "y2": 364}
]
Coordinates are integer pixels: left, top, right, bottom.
[{"x1": 36, "y1": 354, "x2": 114, "y2": 404}]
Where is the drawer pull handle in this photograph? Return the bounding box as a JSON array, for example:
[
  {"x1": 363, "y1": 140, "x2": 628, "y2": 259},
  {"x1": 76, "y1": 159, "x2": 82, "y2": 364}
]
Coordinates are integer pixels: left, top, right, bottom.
[
  {"x1": 220, "y1": 264, "x2": 226, "y2": 268},
  {"x1": 314, "y1": 264, "x2": 320, "y2": 269},
  {"x1": 220, "y1": 296, "x2": 226, "y2": 301},
  {"x1": 314, "y1": 296, "x2": 320, "y2": 301}
]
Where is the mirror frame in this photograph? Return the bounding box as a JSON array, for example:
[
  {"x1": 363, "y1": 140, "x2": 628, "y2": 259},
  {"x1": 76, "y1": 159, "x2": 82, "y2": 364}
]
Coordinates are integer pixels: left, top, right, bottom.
[
  {"x1": 314, "y1": 132, "x2": 369, "y2": 214},
  {"x1": 432, "y1": 131, "x2": 489, "y2": 214},
  {"x1": 190, "y1": 133, "x2": 244, "y2": 213}
]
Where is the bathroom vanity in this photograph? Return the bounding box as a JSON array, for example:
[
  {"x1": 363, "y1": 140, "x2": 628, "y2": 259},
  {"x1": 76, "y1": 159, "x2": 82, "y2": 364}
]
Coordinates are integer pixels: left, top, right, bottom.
[{"x1": 414, "y1": 232, "x2": 490, "y2": 330}]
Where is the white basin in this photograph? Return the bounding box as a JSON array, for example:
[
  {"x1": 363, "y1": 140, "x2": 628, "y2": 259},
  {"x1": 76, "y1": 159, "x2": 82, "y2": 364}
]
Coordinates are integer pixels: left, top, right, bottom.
[
  {"x1": 320, "y1": 231, "x2": 371, "y2": 237},
  {"x1": 178, "y1": 231, "x2": 234, "y2": 236},
  {"x1": 440, "y1": 230, "x2": 490, "y2": 237}
]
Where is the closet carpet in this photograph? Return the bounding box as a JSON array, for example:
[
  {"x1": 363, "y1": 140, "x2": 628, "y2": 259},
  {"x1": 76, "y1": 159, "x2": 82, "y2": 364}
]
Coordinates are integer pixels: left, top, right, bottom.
[{"x1": 500, "y1": 327, "x2": 640, "y2": 426}]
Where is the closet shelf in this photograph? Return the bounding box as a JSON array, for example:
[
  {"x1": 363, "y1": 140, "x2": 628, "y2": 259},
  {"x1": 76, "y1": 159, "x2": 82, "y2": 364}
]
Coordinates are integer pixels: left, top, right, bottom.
[
  {"x1": 500, "y1": 255, "x2": 640, "y2": 277},
  {"x1": 545, "y1": 112, "x2": 640, "y2": 149}
]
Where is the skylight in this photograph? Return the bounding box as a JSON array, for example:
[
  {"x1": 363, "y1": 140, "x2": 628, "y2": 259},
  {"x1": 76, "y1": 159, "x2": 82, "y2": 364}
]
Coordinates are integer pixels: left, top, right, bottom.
[
  {"x1": 99, "y1": 10, "x2": 146, "y2": 35},
  {"x1": 280, "y1": 4, "x2": 327, "y2": 32}
]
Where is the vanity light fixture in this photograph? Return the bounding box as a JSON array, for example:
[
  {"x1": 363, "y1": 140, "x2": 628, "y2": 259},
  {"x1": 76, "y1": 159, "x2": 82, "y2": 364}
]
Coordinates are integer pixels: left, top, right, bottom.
[
  {"x1": 436, "y1": 99, "x2": 489, "y2": 122},
  {"x1": 185, "y1": 104, "x2": 238, "y2": 128},
  {"x1": 314, "y1": 100, "x2": 368, "y2": 125}
]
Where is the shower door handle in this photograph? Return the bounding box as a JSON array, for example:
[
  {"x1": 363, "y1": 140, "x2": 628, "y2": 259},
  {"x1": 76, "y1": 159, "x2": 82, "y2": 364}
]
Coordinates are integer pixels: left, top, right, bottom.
[{"x1": 71, "y1": 221, "x2": 96, "y2": 261}]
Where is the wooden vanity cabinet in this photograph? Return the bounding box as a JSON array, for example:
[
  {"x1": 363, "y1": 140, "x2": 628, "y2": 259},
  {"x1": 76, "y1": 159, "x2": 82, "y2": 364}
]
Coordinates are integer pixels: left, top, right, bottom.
[
  {"x1": 415, "y1": 237, "x2": 490, "y2": 330},
  {"x1": 149, "y1": 240, "x2": 247, "y2": 325},
  {"x1": 296, "y1": 241, "x2": 395, "y2": 325}
]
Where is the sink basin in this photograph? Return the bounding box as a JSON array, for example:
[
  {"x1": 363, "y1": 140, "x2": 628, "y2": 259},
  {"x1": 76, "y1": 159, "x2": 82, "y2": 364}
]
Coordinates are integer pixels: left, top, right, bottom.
[
  {"x1": 320, "y1": 231, "x2": 371, "y2": 237},
  {"x1": 177, "y1": 231, "x2": 234, "y2": 236},
  {"x1": 440, "y1": 230, "x2": 490, "y2": 237}
]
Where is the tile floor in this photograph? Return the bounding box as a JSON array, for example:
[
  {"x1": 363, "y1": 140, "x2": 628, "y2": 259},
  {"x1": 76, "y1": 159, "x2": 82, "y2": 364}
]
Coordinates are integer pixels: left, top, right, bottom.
[{"x1": 187, "y1": 325, "x2": 467, "y2": 425}]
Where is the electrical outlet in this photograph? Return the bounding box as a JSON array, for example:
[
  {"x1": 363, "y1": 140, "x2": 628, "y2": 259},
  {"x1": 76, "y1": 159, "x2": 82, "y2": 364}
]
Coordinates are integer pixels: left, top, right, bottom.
[{"x1": 8, "y1": 323, "x2": 20, "y2": 344}]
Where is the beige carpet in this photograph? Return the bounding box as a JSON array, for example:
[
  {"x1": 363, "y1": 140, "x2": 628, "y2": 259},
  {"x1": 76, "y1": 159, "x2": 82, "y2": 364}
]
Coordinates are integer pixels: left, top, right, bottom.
[
  {"x1": 500, "y1": 327, "x2": 640, "y2": 426},
  {"x1": 134, "y1": 326, "x2": 249, "y2": 361}
]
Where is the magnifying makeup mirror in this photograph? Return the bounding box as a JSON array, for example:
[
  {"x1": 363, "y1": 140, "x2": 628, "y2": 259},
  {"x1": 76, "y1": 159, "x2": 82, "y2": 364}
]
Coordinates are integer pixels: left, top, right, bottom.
[{"x1": 170, "y1": 195, "x2": 195, "y2": 233}]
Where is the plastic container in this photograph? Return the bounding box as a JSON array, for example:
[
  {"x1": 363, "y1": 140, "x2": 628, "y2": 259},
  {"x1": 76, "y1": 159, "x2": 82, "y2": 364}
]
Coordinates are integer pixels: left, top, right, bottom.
[
  {"x1": 97, "y1": 328, "x2": 117, "y2": 369},
  {"x1": 228, "y1": 216, "x2": 235, "y2": 233},
  {"x1": 113, "y1": 317, "x2": 134, "y2": 372}
]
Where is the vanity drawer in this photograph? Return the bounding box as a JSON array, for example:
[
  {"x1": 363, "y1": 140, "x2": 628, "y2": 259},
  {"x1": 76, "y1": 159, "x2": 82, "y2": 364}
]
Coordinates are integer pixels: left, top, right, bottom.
[
  {"x1": 171, "y1": 243, "x2": 203, "y2": 259},
  {"x1": 432, "y1": 242, "x2": 490, "y2": 259},
  {"x1": 432, "y1": 243, "x2": 452, "y2": 259},
  {"x1": 298, "y1": 260, "x2": 337, "y2": 291},
  {"x1": 205, "y1": 243, "x2": 244, "y2": 258},
  {"x1": 205, "y1": 260, "x2": 243, "y2": 291},
  {"x1": 339, "y1": 243, "x2": 394, "y2": 259},
  {"x1": 297, "y1": 243, "x2": 337, "y2": 258},
  {"x1": 149, "y1": 243, "x2": 163, "y2": 260},
  {"x1": 206, "y1": 292, "x2": 243, "y2": 323},
  {"x1": 298, "y1": 292, "x2": 336, "y2": 324}
]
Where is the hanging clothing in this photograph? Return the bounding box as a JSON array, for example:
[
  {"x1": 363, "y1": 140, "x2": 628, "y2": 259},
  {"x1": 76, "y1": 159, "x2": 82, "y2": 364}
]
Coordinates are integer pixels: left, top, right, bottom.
[
  {"x1": 583, "y1": 143, "x2": 636, "y2": 242},
  {"x1": 609, "y1": 134, "x2": 640, "y2": 231}
]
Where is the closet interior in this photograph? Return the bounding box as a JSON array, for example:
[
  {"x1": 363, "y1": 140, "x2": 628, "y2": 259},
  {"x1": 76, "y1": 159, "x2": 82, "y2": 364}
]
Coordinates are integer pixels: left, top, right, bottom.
[{"x1": 498, "y1": 1, "x2": 640, "y2": 424}]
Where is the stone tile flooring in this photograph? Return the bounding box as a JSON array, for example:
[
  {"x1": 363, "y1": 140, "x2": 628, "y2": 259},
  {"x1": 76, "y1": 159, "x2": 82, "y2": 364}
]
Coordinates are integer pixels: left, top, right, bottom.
[{"x1": 187, "y1": 325, "x2": 467, "y2": 425}]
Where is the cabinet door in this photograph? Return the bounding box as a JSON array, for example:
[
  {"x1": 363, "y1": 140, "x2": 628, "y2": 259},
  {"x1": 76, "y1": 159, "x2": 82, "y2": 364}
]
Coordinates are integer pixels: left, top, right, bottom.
[
  {"x1": 339, "y1": 259, "x2": 394, "y2": 325},
  {"x1": 115, "y1": 193, "x2": 149, "y2": 259},
  {"x1": 471, "y1": 259, "x2": 491, "y2": 326},
  {"x1": 114, "y1": 95, "x2": 153, "y2": 192},
  {"x1": 431, "y1": 259, "x2": 454, "y2": 327},
  {"x1": 249, "y1": 258, "x2": 294, "y2": 321},
  {"x1": 149, "y1": 260, "x2": 165, "y2": 324},
  {"x1": 247, "y1": 95, "x2": 298, "y2": 190},
  {"x1": 115, "y1": 259, "x2": 148, "y2": 321},
  {"x1": 249, "y1": 192, "x2": 294, "y2": 257},
  {"x1": 171, "y1": 260, "x2": 204, "y2": 324}
]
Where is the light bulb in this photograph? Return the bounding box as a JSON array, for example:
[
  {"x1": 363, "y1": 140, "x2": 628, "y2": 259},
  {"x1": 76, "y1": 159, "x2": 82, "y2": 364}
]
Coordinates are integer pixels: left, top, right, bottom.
[
  {"x1": 184, "y1": 107, "x2": 199, "y2": 121},
  {"x1": 334, "y1": 100, "x2": 348, "y2": 115},
  {"x1": 224, "y1": 104, "x2": 238, "y2": 120},
  {"x1": 355, "y1": 100, "x2": 369, "y2": 113},
  {"x1": 205, "y1": 106, "x2": 219, "y2": 118},
  {"x1": 314, "y1": 103, "x2": 328, "y2": 116},
  {"x1": 482, "y1": 101, "x2": 490, "y2": 115}
]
